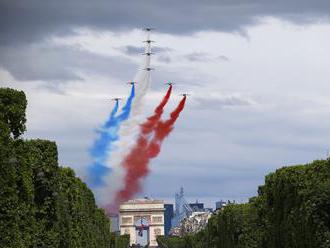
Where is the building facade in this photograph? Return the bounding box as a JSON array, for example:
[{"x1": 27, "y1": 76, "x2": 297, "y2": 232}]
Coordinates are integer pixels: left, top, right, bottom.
[
  {"x1": 180, "y1": 211, "x2": 212, "y2": 235},
  {"x1": 189, "y1": 202, "x2": 204, "y2": 212},
  {"x1": 215, "y1": 200, "x2": 227, "y2": 210},
  {"x1": 119, "y1": 198, "x2": 165, "y2": 247},
  {"x1": 164, "y1": 204, "x2": 174, "y2": 236}
]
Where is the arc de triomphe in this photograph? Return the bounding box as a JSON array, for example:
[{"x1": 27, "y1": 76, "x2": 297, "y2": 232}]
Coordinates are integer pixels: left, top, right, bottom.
[{"x1": 119, "y1": 198, "x2": 165, "y2": 247}]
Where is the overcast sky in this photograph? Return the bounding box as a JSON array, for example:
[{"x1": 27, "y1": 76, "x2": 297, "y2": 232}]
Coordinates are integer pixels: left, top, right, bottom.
[{"x1": 1, "y1": 0, "x2": 330, "y2": 208}]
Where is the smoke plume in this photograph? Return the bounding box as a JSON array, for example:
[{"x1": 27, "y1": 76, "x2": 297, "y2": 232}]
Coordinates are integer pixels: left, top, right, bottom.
[
  {"x1": 107, "y1": 95, "x2": 186, "y2": 212},
  {"x1": 96, "y1": 33, "x2": 153, "y2": 205},
  {"x1": 87, "y1": 85, "x2": 135, "y2": 187}
]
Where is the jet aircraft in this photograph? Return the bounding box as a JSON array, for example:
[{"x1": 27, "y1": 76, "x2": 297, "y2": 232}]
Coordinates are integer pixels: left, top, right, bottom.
[
  {"x1": 180, "y1": 93, "x2": 190, "y2": 97},
  {"x1": 142, "y1": 52, "x2": 154, "y2": 56},
  {"x1": 143, "y1": 27, "x2": 154, "y2": 31},
  {"x1": 111, "y1": 98, "x2": 122, "y2": 102},
  {"x1": 143, "y1": 40, "x2": 155, "y2": 44},
  {"x1": 143, "y1": 67, "x2": 154, "y2": 71}
]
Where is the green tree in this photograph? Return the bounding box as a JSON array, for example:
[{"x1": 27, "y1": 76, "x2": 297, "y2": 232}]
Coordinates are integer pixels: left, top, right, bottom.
[
  {"x1": 0, "y1": 88, "x2": 112, "y2": 247},
  {"x1": 0, "y1": 88, "x2": 27, "y2": 247},
  {"x1": 158, "y1": 160, "x2": 330, "y2": 248}
]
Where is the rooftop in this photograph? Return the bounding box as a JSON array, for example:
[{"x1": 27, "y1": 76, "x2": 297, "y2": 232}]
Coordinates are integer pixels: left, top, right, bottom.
[{"x1": 122, "y1": 198, "x2": 164, "y2": 205}]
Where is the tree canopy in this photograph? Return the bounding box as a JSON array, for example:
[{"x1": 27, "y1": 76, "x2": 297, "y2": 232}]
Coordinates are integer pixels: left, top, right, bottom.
[
  {"x1": 158, "y1": 160, "x2": 330, "y2": 248},
  {"x1": 0, "y1": 88, "x2": 123, "y2": 247}
]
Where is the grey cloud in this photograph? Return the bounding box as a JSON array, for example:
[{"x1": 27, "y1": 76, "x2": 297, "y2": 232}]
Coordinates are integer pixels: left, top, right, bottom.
[
  {"x1": 193, "y1": 94, "x2": 253, "y2": 108},
  {"x1": 0, "y1": 45, "x2": 81, "y2": 81},
  {"x1": 0, "y1": 43, "x2": 137, "y2": 83},
  {"x1": 152, "y1": 46, "x2": 173, "y2": 53},
  {"x1": 121, "y1": 45, "x2": 144, "y2": 55},
  {"x1": 218, "y1": 55, "x2": 230, "y2": 61},
  {"x1": 156, "y1": 55, "x2": 171, "y2": 63},
  {"x1": 38, "y1": 82, "x2": 67, "y2": 95},
  {"x1": 1, "y1": 0, "x2": 330, "y2": 45},
  {"x1": 184, "y1": 52, "x2": 229, "y2": 63},
  {"x1": 185, "y1": 52, "x2": 210, "y2": 62}
]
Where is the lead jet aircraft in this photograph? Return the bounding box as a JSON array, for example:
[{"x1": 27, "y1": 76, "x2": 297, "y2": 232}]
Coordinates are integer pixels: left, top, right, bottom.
[
  {"x1": 111, "y1": 98, "x2": 122, "y2": 102},
  {"x1": 143, "y1": 40, "x2": 155, "y2": 44},
  {"x1": 143, "y1": 67, "x2": 154, "y2": 71},
  {"x1": 143, "y1": 27, "x2": 155, "y2": 31}
]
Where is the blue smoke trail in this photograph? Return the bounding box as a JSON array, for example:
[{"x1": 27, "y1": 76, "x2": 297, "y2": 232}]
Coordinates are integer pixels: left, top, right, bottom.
[
  {"x1": 115, "y1": 84, "x2": 135, "y2": 122},
  {"x1": 90, "y1": 100, "x2": 119, "y2": 162},
  {"x1": 87, "y1": 85, "x2": 135, "y2": 187}
]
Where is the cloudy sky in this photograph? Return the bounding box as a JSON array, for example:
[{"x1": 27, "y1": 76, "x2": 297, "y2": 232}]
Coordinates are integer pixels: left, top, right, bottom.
[{"x1": 1, "y1": 0, "x2": 330, "y2": 208}]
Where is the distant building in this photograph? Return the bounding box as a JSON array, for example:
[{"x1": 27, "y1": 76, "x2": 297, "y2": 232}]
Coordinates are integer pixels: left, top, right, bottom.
[
  {"x1": 204, "y1": 207, "x2": 213, "y2": 213},
  {"x1": 169, "y1": 226, "x2": 181, "y2": 236},
  {"x1": 172, "y1": 187, "x2": 193, "y2": 227},
  {"x1": 171, "y1": 211, "x2": 212, "y2": 236},
  {"x1": 189, "y1": 201, "x2": 204, "y2": 212},
  {"x1": 164, "y1": 204, "x2": 174, "y2": 236},
  {"x1": 215, "y1": 200, "x2": 227, "y2": 210},
  {"x1": 182, "y1": 212, "x2": 212, "y2": 235}
]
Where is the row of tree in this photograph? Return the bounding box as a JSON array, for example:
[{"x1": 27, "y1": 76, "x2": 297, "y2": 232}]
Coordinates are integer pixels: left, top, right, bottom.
[
  {"x1": 158, "y1": 159, "x2": 330, "y2": 248},
  {"x1": 0, "y1": 88, "x2": 129, "y2": 247}
]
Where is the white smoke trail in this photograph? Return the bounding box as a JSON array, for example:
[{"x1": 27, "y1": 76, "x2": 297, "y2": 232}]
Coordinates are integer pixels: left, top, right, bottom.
[{"x1": 95, "y1": 31, "x2": 152, "y2": 206}]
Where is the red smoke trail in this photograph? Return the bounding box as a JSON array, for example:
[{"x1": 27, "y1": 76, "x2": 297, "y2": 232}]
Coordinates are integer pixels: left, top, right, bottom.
[
  {"x1": 108, "y1": 95, "x2": 186, "y2": 212},
  {"x1": 141, "y1": 85, "x2": 172, "y2": 134},
  {"x1": 146, "y1": 96, "x2": 186, "y2": 158},
  {"x1": 117, "y1": 96, "x2": 186, "y2": 203}
]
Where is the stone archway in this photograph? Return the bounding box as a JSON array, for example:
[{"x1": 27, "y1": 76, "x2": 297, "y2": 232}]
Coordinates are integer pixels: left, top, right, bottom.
[{"x1": 119, "y1": 198, "x2": 165, "y2": 247}]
